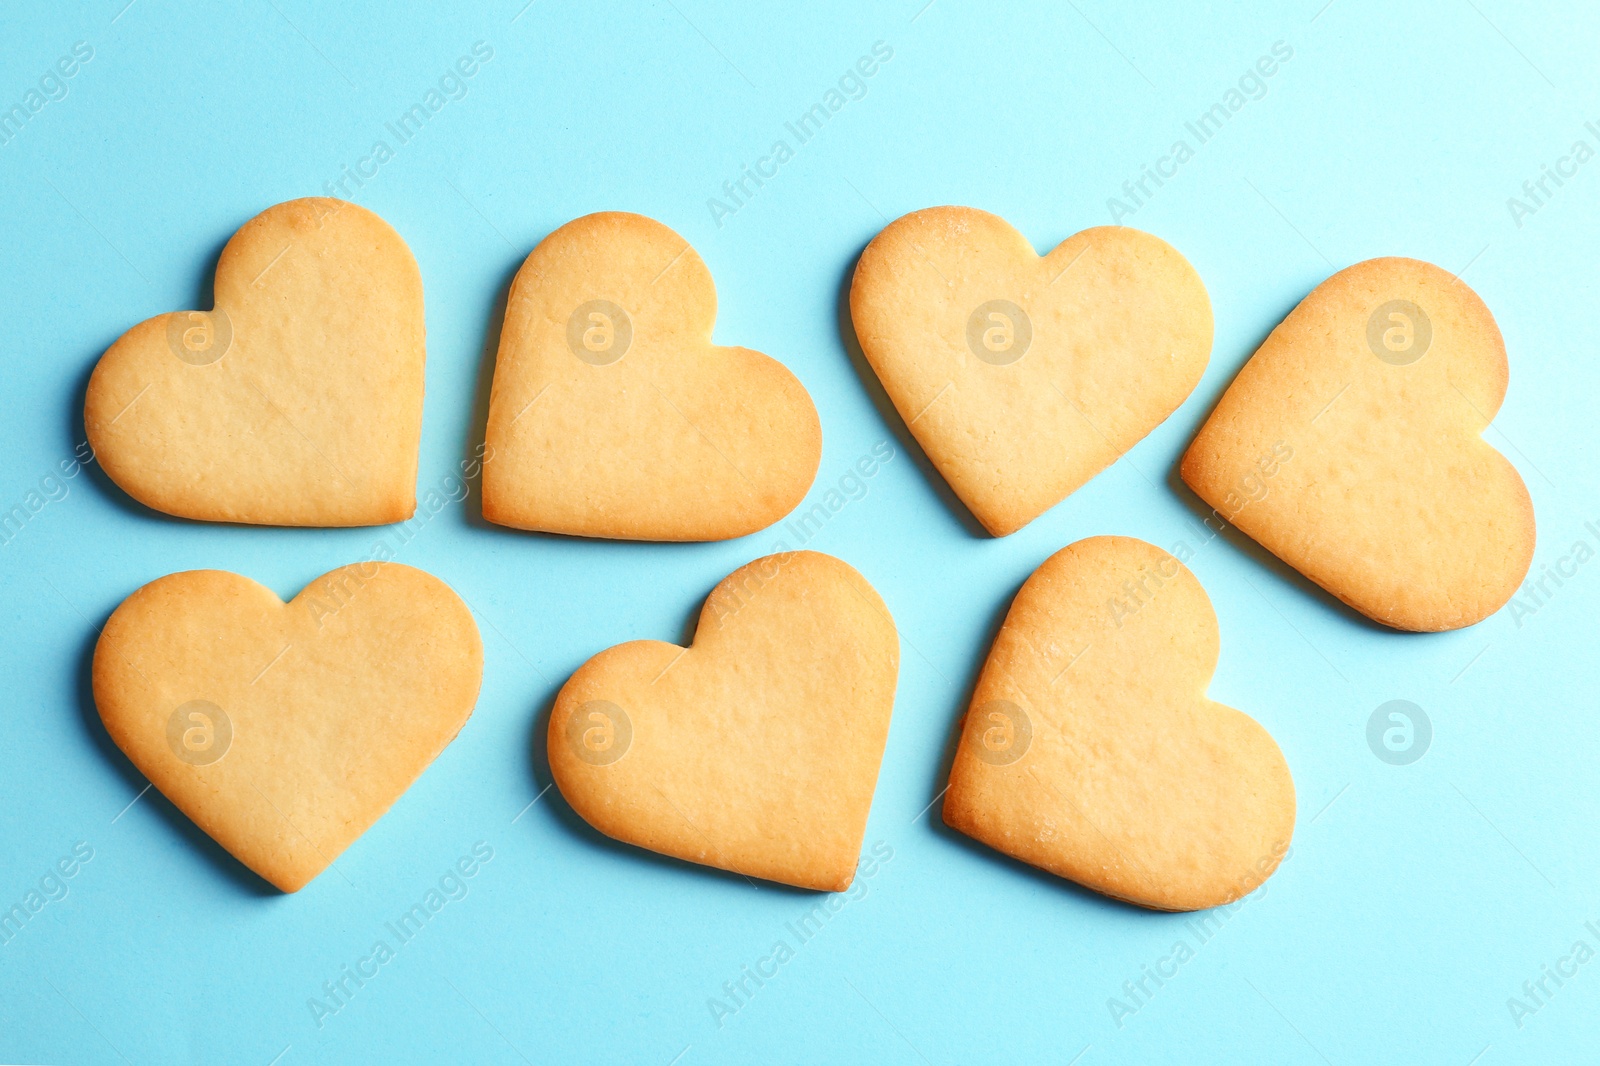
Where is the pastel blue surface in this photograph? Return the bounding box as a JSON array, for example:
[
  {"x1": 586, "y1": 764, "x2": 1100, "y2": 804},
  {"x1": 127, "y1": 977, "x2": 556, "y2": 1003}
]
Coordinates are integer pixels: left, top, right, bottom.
[{"x1": 3, "y1": 0, "x2": 1598, "y2": 1062}]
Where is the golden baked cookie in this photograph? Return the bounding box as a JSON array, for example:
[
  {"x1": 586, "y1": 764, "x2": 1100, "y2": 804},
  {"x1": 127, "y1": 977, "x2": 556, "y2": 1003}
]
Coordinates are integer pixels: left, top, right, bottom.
[
  {"x1": 482, "y1": 212, "x2": 821, "y2": 541},
  {"x1": 85, "y1": 198, "x2": 426, "y2": 526},
  {"x1": 1180, "y1": 257, "x2": 1535, "y2": 631},
  {"x1": 849, "y1": 206, "x2": 1212, "y2": 536},
  {"x1": 549, "y1": 551, "x2": 899, "y2": 890},
  {"x1": 93, "y1": 563, "x2": 482, "y2": 892},
  {"x1": 943, "y1": 536, "x2": 1295, "y2": 911}
]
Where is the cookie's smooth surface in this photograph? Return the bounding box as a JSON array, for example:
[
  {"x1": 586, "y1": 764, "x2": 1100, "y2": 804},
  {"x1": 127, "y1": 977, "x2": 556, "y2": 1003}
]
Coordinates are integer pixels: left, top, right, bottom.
[
  {"x1": 1180, "y1": 257, "x2": 1535, "y2": 631},
  {"x1": 549, "y1": 551, "x2": 899, "y2": 891},
  {"x1": 943, "y1": 536, "x2": 1294, "y2": 912},
  {"x1": 93, "y1": 563, "x2": 482, "y2": 892},
  {"x1": 850, "y1": 206, "x2": 1212, "y2": 536},
  {"x1": 482, "y1": 212, "x2": 822, "y2": 541},
  {"x1": 85, "y1": 198, "x2": 425, "y2": 526}
]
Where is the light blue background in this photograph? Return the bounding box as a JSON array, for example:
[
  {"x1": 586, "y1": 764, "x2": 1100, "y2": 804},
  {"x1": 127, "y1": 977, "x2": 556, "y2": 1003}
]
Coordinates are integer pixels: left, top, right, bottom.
[{"x1": 2, "y1": 0, "x2": 1598, "y2": 1062}]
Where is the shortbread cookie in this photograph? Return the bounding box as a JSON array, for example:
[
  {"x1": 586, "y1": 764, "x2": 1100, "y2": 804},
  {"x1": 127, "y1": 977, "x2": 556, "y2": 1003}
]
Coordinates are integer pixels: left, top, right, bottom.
[
  {"x1": 849, "y1": 207, "x2": 1212, "y2": 536},
  {"x1": 943, "y1": 536, "x2": 1294, "y2": 911},
  {"x1": 1181, "y1": 257, "x2": 1535, "y2": 631},
  {"x1": 482, "y1": 212, "x2": 821, "y2": 540},
  {"x1": 549, "y1": 551, "x2": 899, "y2": 890},
  {"x1": 85, "y1": 197, "x2": 425, "y2": 526},
  {"x1": 93, "y1": 563, "x2": 482, "y2": 891}
]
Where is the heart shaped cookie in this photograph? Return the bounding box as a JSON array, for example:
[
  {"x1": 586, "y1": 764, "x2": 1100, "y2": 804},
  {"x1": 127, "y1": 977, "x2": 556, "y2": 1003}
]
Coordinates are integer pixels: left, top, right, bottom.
[
  {"x1": 849, "y1": 207, "x2": 1212, "y2": 536},
  {"x1": 84, "y1": 197, "x2": 425, "y2": 526},
  {"x1": 1180, "y1": 257, "x2": 1535, "y2": 631},
  {"x1": 482, "y1": 212, "x2": 822, "y2": 541},
  {"x1": 93, "y1": 562, "x2": 482, "y2": 891},
  {"x1": 548, "y1": 551, "x2": 899, "y2": 890},
  {"x1": 943, "y1": 536, "x2": 1294, "y2": 911}
]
